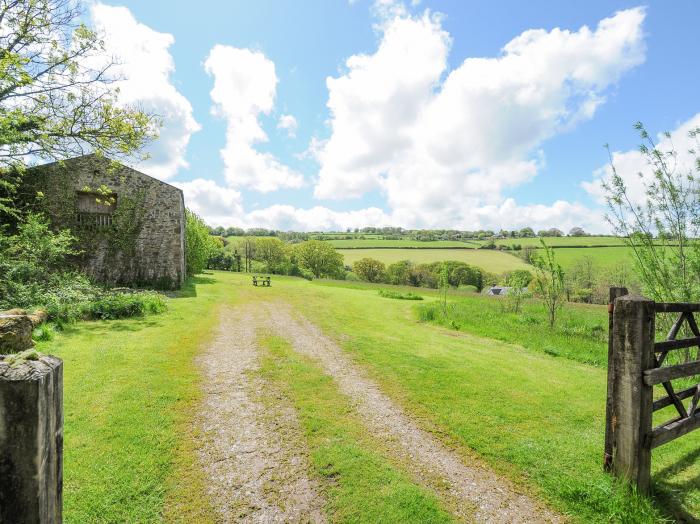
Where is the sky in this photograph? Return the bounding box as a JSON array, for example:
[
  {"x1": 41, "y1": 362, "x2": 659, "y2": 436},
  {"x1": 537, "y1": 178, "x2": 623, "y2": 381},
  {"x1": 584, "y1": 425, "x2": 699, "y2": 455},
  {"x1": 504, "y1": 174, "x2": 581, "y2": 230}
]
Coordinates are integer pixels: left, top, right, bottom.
[{"x1": 85, "y1": 0, "x2": 700, "y2": 232}]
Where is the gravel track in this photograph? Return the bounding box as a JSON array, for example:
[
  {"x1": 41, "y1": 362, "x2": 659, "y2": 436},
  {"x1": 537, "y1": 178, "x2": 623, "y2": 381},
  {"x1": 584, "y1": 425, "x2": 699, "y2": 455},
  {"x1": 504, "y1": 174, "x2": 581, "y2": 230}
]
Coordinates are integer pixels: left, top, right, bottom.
[
  {"x1": 196, "y1": 307, "x2": 326, "y2": 523},
  {"x1": 266, "y1": 302, "x2": 563, "y2": 524}
]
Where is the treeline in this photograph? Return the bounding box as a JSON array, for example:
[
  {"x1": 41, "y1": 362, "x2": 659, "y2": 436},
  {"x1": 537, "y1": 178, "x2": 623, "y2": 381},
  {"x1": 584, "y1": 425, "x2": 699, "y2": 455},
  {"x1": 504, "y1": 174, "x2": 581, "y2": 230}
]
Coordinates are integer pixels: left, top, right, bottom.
[
  {"x1": 208, "y1": 225, "x2": 603, "y2": 242},
  {"x1": 207, "y1": 238, "x2": 345, "y2": 280}
]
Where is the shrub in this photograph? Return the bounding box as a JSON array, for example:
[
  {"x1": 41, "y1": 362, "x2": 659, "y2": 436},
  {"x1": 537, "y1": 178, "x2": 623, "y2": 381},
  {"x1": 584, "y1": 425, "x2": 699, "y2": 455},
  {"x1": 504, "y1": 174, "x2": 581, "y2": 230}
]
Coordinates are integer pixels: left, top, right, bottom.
[
  {"x1": 185, "y1": 209, "x2": 218, "y2": 276},
  {"x1": 353, "y1": 257, "x2": 386, "y2": 283},
  {"x1": 32, "y1": 323, "x2": 57, "y2": 342},
  {"x1": 85, "y1": 291, "x2": 167, "y2": 320}
]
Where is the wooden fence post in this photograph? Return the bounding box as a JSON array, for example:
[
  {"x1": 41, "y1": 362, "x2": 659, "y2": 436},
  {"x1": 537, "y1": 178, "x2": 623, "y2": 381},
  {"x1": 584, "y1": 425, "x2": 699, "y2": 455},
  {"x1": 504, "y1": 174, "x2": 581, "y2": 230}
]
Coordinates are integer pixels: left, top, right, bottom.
[
  {"x1": 604, "y1": 287, "x2": 628, "y2": 471},
  {"x1": 0, "y1": 355, "x2": 63, "y2": 523},
  {"x1": 611, "y1": 295, "x2": 655, "y2": 494}
]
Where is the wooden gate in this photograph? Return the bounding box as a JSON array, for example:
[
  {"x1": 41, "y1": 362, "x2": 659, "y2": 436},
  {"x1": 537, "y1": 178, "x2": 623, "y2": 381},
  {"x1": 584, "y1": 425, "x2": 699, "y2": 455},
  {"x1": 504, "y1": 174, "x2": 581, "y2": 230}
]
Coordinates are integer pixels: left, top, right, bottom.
[{"x1": 605, "y1": 288, "x2": 700, "y2": 493}]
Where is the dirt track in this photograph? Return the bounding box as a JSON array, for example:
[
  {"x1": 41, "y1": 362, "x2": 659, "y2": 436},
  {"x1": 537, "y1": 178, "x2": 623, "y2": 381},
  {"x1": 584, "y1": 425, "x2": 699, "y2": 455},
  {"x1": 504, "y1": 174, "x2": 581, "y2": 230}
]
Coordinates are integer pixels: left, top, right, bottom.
[{"x1": 196, "y1": 301, "x2": 563, "y2": 523}]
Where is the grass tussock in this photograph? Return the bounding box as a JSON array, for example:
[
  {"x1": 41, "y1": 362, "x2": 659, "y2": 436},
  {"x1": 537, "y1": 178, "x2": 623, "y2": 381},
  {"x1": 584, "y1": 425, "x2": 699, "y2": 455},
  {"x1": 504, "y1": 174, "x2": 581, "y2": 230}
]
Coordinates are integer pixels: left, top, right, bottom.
[
  {"x1": 378, "y1": 289, "x2": 424, "y2": 300},
  {"x1": 417, "y1": 296, "x2": 608, "y2": 365}
]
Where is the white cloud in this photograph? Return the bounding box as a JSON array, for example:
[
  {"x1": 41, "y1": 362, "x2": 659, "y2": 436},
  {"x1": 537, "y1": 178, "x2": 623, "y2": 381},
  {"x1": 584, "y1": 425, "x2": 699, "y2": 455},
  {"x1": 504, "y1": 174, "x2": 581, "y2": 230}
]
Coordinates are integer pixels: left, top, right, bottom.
[
  {"x1": 175, "y1": 178, "x2": 244, "y2": 227},
  {"x1": 277, "y1": 114, "x2": 298, "y2": 137},
  {"x1": 244, "y1": 205, "x2": 391, "y2": 231},
  {"x1": 583, "y1": 112, "x2": 700, "y2": 207},
  {"x1": 312, "y1": 6, "x2": 647, "y2": 229},
  {"x1": 204, "y1": 45, "x2": 304, "y2": 192},
  {"x1": 90, "y1": 4, "x2": 200, "y2": 180}
]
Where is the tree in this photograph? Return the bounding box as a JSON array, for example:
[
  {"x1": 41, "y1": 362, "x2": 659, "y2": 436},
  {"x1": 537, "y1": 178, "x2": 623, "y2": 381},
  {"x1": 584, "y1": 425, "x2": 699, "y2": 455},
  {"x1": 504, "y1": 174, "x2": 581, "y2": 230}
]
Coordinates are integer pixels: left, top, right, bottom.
[
  {"x1": 519, "y1": 227, "x2": 535, "y2": 237},
  {"x1": 185, "y1": 209, "x2": 217, "y2": 276},
  {"x1": 565, "y1": 256, "x2": 597, "y2": 303},
  {"x1": 386, "y1": 260, "x2": 413, "y2": 285},
  {"x1": 352, "y1": 257, "x2": 386, "y2": 283},
  {"x1": 502, "y1": 270, "x2": 531, "y2": 313},
  {"x1": 603, "y1": 121, "x2": 700, "y2": 302},
  {"x1": 255, "y1": 237, "x2": 286, "y2": 273},
  {"x1": 532, "y1": 240, "x2": 565, "y2": 328},
  {"x1": 294, "y1": 240, "x2": 344, "y2": 278},
  {"x1": 569, "y1": 227, "x2": 587, "y2": 237},
  {"x1": 438, "y1": 263, "x2": 449, "y2": 315},
  {"x1": 0, "y1": 0, "x2": 156, "y2": 221}
]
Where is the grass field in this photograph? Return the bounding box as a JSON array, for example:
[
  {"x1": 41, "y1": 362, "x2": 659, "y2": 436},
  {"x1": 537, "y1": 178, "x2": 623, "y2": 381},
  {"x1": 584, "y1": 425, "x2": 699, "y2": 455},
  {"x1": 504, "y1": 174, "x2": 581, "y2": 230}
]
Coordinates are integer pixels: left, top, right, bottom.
[
  {"x1": 328, "y1": 239, "x2": 479, "y2": 248},
  {"x1": 338, "y1": 248, "x2": 529, "y2": 273},
  {"x1": 41, "y1": 271, "x2": 700, "y2": 522},
  {"x1": 481, "y1": 236, "x2": 625, "y2": 248},
  {"x1": 549, "y1": 245, "x2": 634, "y2": 269}
]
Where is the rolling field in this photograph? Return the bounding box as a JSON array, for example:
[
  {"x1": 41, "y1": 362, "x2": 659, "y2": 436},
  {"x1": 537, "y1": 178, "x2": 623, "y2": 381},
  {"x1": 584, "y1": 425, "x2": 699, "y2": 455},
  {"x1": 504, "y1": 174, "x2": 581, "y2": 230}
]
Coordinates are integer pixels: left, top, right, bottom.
[
  {"x1": 550, "y1": 245, "x2": 635, "y2": 269},
  {"x1": 338, "y1": 247, "x2": 530, "y2": 273},
  {"x1": 482, "y1": 236, "x2": 625, "y2": 248},
  {"x1": 328, "y1": 238, "x2": 479, "y2": 248}
]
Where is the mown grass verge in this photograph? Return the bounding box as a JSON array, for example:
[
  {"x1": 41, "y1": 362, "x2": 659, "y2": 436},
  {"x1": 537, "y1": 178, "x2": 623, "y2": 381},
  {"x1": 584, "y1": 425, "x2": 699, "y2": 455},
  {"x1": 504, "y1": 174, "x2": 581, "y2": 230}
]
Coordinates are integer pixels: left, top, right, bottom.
[
  {"x1": 258, "y1": 335, "x2": 455, "y2": 523},
  {"x1": 35, "y1": 274, "x2": 222, "y2": 522}
]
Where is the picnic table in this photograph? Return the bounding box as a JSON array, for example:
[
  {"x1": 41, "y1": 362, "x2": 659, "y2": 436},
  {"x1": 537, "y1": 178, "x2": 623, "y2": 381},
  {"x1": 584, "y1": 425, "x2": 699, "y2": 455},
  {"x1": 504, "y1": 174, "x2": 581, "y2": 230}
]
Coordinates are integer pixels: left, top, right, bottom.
[{"x1": 252, "y1": 275, "x2": 271, "y2": 287}]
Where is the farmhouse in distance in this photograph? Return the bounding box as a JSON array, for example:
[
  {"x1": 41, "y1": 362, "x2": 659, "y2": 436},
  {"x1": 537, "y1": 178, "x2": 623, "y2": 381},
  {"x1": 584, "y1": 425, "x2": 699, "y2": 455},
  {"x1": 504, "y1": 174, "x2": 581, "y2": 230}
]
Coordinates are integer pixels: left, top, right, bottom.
[{"x1": 20, "y1": 154, "x2": 186, "y2": 289}]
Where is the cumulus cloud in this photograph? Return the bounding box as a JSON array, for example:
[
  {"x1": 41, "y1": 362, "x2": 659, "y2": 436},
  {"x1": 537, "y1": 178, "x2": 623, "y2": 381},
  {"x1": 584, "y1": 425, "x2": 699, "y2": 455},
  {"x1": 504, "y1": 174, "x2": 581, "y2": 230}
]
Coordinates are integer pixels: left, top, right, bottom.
[
  {"x1": 175, "y1": 178, "x2": 244, "y2": 227},
  {"x1": 90, "y1": 3, "x2": 200, "y2": 180},
  {"x1": 277, "y1": 114, "x2": 298, "y2": 137},
  {"x1": 312, "y1": 6, "x2": 647, "y2": 229},
  {"x1": 244, "y1": 205, "x2": 391, "y2": 231},
  {"x1": 583, "y1": 112, "x2": 700, "y2": 207},
  {"x1": 204, "y1": 45, "x2": 304, "y2": 192}
]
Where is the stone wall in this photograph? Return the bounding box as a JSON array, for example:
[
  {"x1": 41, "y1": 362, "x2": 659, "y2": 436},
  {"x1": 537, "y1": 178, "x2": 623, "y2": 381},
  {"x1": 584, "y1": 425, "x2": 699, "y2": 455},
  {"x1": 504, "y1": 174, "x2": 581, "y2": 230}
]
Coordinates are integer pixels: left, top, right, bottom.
[{"x1": 21, "y1": 154, "x2": 185, "y2": 289}]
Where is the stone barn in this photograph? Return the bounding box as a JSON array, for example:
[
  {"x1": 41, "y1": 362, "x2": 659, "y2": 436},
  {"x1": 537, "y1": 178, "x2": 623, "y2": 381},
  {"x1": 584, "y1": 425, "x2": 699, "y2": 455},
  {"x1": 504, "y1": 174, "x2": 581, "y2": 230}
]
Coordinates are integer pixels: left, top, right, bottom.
[{"x1": 20, "y1": 154, "x2": 186, "y2": 289}]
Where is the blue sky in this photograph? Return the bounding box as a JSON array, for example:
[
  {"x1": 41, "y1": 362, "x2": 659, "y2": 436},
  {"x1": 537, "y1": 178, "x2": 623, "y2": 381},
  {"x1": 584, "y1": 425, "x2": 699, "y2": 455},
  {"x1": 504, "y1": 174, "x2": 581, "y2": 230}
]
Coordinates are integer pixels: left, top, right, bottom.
[{"x1": 89, "y1": 0, "x2": 700, "y2": 231}]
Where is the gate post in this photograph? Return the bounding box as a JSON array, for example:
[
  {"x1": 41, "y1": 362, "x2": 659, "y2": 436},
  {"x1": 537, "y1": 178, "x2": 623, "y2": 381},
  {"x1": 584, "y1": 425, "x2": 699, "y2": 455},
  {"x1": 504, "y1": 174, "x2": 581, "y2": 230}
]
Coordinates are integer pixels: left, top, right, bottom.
[
  {"x1": 604, "y1": 287, "x2": 628, "y2": 471},
  {"x1": 0, "y1": 355, "x2": 63, "y2": 523},
  {"x1": 610, "y1": 295, "x2": 655, "y2": 494}
]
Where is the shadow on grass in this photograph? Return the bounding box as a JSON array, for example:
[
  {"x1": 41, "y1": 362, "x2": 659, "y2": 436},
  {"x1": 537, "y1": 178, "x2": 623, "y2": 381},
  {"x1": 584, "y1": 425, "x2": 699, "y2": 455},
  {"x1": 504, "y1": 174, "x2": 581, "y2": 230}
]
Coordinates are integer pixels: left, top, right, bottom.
[
  {"x1": 170, "y1": 274, "x2": 217, "y2": 299},
  {"x1": 654, "y1": 447, "x2": 700, "y2": 523}
]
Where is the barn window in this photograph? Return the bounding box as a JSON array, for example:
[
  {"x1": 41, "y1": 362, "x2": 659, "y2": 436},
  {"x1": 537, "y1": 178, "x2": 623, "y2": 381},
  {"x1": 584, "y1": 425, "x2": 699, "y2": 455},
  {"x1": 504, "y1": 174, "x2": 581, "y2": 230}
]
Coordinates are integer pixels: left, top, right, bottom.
[{"x1": 75, "y1": 190, "x2": 117, "y2": 228}]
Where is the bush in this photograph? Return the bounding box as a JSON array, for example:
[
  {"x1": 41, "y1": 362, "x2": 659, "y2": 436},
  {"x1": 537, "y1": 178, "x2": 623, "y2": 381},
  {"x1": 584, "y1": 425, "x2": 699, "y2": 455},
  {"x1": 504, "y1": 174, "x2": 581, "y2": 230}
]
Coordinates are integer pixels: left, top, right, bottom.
[
  {"x1": 86, "y1": 291, "x2": 167, "y2": 320},
  {"x1": 353, "y1": 257, "x2": 386, "y2": 283},
  {"x1": 185, "y1": 209, "x2": 218, "y2": 276}
]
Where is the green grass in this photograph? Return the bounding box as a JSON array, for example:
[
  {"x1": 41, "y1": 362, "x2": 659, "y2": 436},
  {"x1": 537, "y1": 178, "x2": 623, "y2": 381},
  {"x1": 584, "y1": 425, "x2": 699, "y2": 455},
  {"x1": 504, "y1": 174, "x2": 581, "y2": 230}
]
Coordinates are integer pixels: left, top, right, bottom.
[
  {"x1": 418, "y1": 295, "x2": 609, "y2": 365},
  {"x1": 35, "y1": 275, "x2": 224, "y2": 523},
  {"x1": 338, "y1": 248, "x2": 530, "y2": 273},
  {"x1": 481, "y1": 236, "x2": 625, "y2": 248},
  {"x1": 378, "y1": 289, "x2": 424, "y2": 300},
  {"x1": 546, "y1": 245, "x2": 635, "y2": 269},
  {"x1": 40, "y1": 271, "x2": 700, "y2": 522},
  {"x1": 258, "y1": 335, "x2": 454, "y2": 523},
  {"x1": 328, "y1": 239, "x2": 479, "y2": 248},
  {"x1": 265, "y1": 276, "x2": 699, "y2": 521}
]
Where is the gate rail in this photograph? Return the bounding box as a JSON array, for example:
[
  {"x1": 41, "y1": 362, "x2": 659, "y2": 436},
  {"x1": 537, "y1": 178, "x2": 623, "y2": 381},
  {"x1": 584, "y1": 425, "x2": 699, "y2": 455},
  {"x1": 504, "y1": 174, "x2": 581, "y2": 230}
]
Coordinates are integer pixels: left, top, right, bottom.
[{"x1": 604, "y1": 290, "x2": 700, "y2": 493}]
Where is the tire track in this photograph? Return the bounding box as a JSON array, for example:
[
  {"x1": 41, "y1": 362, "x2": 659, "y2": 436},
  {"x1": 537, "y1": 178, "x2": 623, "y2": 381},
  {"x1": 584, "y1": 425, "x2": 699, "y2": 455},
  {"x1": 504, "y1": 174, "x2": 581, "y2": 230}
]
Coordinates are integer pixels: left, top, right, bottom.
[
  {"x1": 266, "y1": 302, "x2": 563, "y2": 524},
  {"x1": 196, "y1": 307, "x2": 326, "y2": 523}
]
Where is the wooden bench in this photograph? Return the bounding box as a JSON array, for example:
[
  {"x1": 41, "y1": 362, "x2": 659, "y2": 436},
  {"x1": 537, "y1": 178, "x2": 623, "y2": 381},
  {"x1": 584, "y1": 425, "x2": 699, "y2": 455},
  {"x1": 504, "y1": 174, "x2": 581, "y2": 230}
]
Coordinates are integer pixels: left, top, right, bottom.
[{"x1": 252, "y1": 276, "x2": 271, "y2": 287}]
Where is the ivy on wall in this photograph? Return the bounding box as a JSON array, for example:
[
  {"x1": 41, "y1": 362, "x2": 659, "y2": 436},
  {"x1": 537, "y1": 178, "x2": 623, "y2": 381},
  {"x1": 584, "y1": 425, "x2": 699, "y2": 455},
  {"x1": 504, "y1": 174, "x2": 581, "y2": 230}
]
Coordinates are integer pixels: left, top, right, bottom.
[{"x1": 20, "y1": 167, "x2": 147, "y2": 258}]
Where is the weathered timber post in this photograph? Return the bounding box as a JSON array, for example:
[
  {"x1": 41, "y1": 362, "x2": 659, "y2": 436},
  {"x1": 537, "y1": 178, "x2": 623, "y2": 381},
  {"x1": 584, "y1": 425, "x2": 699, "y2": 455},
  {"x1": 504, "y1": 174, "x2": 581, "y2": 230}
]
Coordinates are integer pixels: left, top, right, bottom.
[
  {"x1": 610, "y1": 295, "x2": 655, "y2": 494},
  {"x1": 604, "y1": 287, "x2": 628, "y2": 471},
  {"x1": 0, "y1": 355, "x2": 63, "y2": 523}
]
